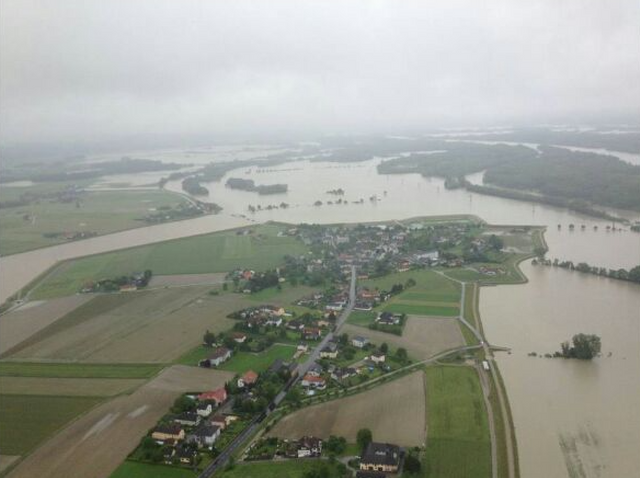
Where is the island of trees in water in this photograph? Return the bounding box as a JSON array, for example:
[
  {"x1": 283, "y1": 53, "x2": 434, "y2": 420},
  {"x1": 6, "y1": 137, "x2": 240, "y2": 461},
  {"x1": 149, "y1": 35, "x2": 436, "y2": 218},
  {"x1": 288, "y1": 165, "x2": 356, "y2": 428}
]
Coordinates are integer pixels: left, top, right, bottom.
[{"x1": 226, "y1": 177, "x2": 288, "y2": 195}]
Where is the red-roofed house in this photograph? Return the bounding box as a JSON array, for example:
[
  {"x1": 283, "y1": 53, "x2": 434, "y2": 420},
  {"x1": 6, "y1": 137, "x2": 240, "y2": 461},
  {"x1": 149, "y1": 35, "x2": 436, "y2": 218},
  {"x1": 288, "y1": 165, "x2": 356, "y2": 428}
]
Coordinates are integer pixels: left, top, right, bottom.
[
  {"x1": 237, "y1": 370, "x2": 259, "y2": 388},
  {"x1": 301, "y1": 374, "x2": 326, "y2": 390},
  {"x1": 198, "y1": 388, "x2": 227, "y2": 405}
]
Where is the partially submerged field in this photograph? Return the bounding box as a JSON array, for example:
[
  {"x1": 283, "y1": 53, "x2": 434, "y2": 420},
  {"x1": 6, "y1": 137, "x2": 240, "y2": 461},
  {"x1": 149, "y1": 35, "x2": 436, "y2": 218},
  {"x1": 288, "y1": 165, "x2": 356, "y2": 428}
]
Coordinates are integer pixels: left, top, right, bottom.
[
  {"x1": 361, "y1": 269, "x2": 461, "y2": 317},
  {"x1": 29, "y1": 223, "x2": 307, "y2": 299},
  {"x1": 423, "y1": 366, "x2": 491, "y2": 478},
  {"x1": 0, "y1": 189, "x2": 189, "y2": 255},
  {"x1": 342, "y1": 315, "x2": 465, "y2": 360},
  {"x1": 4, "y1": 287, "x2": 247, "y2": 363},
  {"x1": 6, "y1": 366, "x2": 233, "y2": 478},
  {"x1": 269, "y1": 371, "x2": 426, "y2": 446}
]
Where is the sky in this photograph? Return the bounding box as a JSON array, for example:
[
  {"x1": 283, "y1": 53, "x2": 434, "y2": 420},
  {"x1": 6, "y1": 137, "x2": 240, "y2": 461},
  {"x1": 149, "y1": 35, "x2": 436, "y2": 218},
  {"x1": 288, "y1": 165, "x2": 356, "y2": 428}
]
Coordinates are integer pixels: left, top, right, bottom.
[{"x1": 1, "y1": 0, "x2": 639, "y2": 146}]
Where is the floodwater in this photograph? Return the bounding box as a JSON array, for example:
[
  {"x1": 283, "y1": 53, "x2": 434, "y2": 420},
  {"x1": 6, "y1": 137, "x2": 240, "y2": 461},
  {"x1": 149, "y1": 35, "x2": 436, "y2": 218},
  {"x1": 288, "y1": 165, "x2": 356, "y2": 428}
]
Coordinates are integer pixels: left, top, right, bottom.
[{"x1": 0, "y1": 147, "x2": 639, "y2": 478}]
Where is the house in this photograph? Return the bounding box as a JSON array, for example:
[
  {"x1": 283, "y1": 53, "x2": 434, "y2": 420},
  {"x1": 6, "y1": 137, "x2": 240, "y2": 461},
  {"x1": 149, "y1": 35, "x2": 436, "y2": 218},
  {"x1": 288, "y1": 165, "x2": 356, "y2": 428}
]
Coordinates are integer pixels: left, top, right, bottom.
[
  {"x1": 199, "y1": 347, "x2": 231, "y2": 367},
  {"x1": 297, "y1": 343, "x2": 309, "y2": 353},
  {"x1": 371, "y1": 351, "x2": 386, "y2": 364},
  {"x1": 331, "y1": 367, "x2": 358, "y2": 382},
  {"x1": 151, "y1": 423, "x2": 185, "y2": 443},
  {"x1": 356, "y1": 471, "x2": 387, "y2": 478},
  {"x1": 198, "y1": 388, "x2": 227, "y2": 406},
  {"x1": 209, "y1": 414, "x2": 227, "y2": 430},
  {"x1": 287, "y1": 320, "x2": 304, "y2": 331},
  {"x1": 320, "y1": 342, "x2": 339, "y2": 359},
  {"x1": 262, "y1": 305, "x2": 285, "y2": 316},
  {"x1": 196, "y1": 403, "x2": 213, "y2": 418},
  {"x1": 175, "y1": 443, "x2": 198, "y2": 465},
  {"x1": 163, "y1": 446, "x2": 176, "y2": 464},
  {"x1": 307, "y1": 363, "x2": 323, "y2": 377},
  {"x1": 360, "y1": 442, "x2": 401, "y2": 473},
  {"x1": 265, "y1": 316, "x2": 283, "y2": 327},
  {"x1": 302, "y1": 327, "x2": 322, "y2": 341},
  {"x1": 301, "y1": 374, "x2": 326, "y2": 390},
  {"x1": 238, "y1": 370, "x2": 259, "y2": 388},
  {"x1": 232, "y1": 332, "x2": 247, "y2": 343},
  {"x1": 352, "y1": 336, "x2": 369, "y2": 348},
  {"x1": 187, "y1": 424, "x2": 221, "y2": 448},
  {"x1": 376, "y1": 312, "x2": 401, "y2": 326},
  {"x1": 297, "y1": 436, "x2": 323, "y2": 457},
  {"x1": 325, "y1": 303, "x2": 343, "y2": 312},
  {"x1": 174, "y1": 411, "x2": 201, "y2": 427}
]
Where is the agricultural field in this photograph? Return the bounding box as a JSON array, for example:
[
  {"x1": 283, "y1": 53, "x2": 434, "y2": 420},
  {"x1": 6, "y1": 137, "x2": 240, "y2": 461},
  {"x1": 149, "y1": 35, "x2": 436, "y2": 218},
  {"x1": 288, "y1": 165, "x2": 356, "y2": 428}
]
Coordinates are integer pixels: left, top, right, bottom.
[
  {"x1": 361, "y1": 269, "x2": 461, "y2": 317},
  {"x1": 269, "y1": 371, "x2": 426, "y2": 446},
  {"x1": 0, "y1": 295, "x2": 91, "y2": 355},
  {"x1": 6, "y1": 366, "x2": 233, "y2": 478},
  {"x1": 6, "y1": 287, "x2": 248, "y2": 363},
  {"x1": 0, "y1": 189, "x2": 188, "y2": 255},
  {"x1": 0, "y1": 394, "x2": 103, "y2": 456},
  {"x1": 109, "y1": 462, "x2": 196, "y2": 478},
  {"x1": 0, "y1": 362, "x2": 164, "y2": 379},
  {"x1": 423, "y1": 366, "x2": 491, "y2": 478},
  {"x1": 148, "y1": 273, "x2": 226, "y2": 288},
  {"x1": 218, "y1": 460, "x2": 345, "y2": 478},
  {"x1": 0, "y1": 377, "x2": 145, "y2": 397},
  {"x1": 29, "y1": 223, "x2": 308, "y2": 300},
  {"x1": 341, "y1": 316, "x2": 465, "y2": 361}
]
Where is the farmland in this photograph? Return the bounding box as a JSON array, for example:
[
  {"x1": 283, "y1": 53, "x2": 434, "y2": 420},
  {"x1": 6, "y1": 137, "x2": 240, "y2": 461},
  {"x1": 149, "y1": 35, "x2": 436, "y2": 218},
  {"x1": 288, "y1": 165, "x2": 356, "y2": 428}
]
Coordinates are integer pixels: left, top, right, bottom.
[
  {"x1": 0, "y1": 377, "x2": 145, "y2": 397},
  {"x1": 6, "y1": 366, "x2": 233, "y2": 478},
  {"x1": 0, "y1": 394, "x2": 103, "y2": 455},
  {"x1": 218, "y1": 460, "x2": 345, "y2": 478},
  {"x1": 341, "y1": 316, "x2": 465, "y2": 360},
  {"x1": 109, "y1": 462, "x2": 196, "y2": 478},
  {"x1": 219, "y1": 344, "x2": 297, "y2": 373},
  {"x1": 29, "y1": 223, "x2": 308, "y2": 300},
  {"x1": 269, "y1": 371, "x2": 426, "y2": 446},
  {"x1": 423, "y1": 366, "x2": 491, "y2": 478},
  {"x1": 0, "y1": 189, "x2": 189, "y2": 255},
  {"x1": 7, "y1": 288, "x2": 247, "y2": 363},
  {"x1": 0, "y1": 362, "x2": 164, "y2": 379}
]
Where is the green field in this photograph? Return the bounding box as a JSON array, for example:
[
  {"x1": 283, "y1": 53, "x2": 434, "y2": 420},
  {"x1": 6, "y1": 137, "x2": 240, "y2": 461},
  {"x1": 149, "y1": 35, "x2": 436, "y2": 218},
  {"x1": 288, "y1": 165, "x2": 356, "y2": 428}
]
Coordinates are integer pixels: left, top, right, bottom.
[
  {"x1": 109, "y1": 461, "x2": 196, "y2": 478},
  {"x1": 218, "y1": 344, "x2": 297, "y2": 374},
  {"x1": 0, "y1": 189, "x2": 188, "y2": 255},
  {"x1": 0, "y1": 394, "x2": 102, "y2": 455},
  {"x1": 218, "y1": 460, "x2": 344, "y2": 478},
  {"x1": 30, "y1": 224, "x2": 308, "y2": 299},
  {"x1": 383, "y1": 303, "x2": 459, "y2": 317},
  {"x1": 423, "y1": 366, "x2": 491, "y2": 478},
  {"x1": 346, "y1": 310, "x2": 376, "y2": 326},
  {"x1": 0, "y1": 362, "x2": 164, "y2": 379}
]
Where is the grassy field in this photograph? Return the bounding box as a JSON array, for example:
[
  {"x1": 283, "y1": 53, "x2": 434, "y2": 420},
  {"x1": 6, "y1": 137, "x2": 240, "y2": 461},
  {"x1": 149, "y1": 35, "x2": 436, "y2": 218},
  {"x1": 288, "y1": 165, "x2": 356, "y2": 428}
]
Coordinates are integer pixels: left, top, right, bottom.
[
  {"x1": 0, "y1": 189, "x2": 188, "y2": 255},
  {"x1": 0, "y1": 394, "x2": 102, "y2": 455},
  {"x1": 218, "y1": 344, "x2": 297, "y2": 373},
  {"x1": 30, "y1": 224, "x2": 307, "y2": 299},
  {"x1": 423, "y1": 366, "x2": 491, "y2": 478},
  {"x1": 383, "y1": 303, "x2": 459, "y2": 316},
  {"x1": 0, "y1": 362, "x2": 164, "y2": 379},
  {"x1": 218, "y1": 460, "x2": 344, "y2": 478},
  {"x1": 109, "y1": 461, "x2": 196, "y2": 478},
  {"x1": 0, "y1": 377, "x2": 145, "y2": 397},
  {"x1": 346, "y1": 310, "x2": 376, "y2": 326}
]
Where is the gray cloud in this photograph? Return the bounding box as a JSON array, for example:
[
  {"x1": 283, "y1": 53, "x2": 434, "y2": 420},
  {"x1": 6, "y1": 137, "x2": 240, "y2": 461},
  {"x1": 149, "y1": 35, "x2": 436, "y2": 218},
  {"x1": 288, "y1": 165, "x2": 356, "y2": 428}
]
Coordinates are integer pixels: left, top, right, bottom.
[{"x1": 1, "y1": 0, "x2": 639, "y2": 144}]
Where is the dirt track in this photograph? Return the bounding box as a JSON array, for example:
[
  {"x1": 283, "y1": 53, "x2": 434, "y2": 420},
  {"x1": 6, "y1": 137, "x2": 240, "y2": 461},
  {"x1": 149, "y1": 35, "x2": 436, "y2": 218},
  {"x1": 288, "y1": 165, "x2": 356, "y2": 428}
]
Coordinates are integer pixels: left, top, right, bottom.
[
  {"x1": 6, "y1": 365, "x2": 233, "y2": 478},
  {"x1": 268, "y1": 371, "x2": 426, "y2": 446}
]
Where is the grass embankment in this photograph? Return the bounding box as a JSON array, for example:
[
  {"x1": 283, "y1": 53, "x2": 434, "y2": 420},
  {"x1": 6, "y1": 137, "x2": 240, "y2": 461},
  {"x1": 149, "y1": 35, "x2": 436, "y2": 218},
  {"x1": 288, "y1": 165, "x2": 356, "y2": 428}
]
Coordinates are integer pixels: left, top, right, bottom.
[
  {"x1": 109, "y1": 461, "x2": 196, "y2": 478},
  {"x1": 177, "y1": 344, "x2": 296, "y2": 374},
  {"x1": 0, "y1": 362, "x2": 164, "y2": 379},
  {"x1": 423, "y1": 366, "x2": 491, "y2": 478},
  {"x1": 28, "y1": 224, "x2": 308, "y2": 300},
  {"x1": 0, "y1": 394, "x2": 102, "y2": 455},
  {"x1": 0, "y1": 189, "x2": 187, "y2": 256}
]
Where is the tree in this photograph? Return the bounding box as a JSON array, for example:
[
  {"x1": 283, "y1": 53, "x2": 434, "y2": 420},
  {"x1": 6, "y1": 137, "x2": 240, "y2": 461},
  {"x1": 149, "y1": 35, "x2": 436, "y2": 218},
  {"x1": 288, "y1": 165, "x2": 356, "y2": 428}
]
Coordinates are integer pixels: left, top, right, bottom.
[
  {"x1": 203, "y1": 330, "x2": 216, "y2": 347},
  {"x1": 487, "y1": 234, "x2": 504, "y2": 251},
  {"x1": 326, "y1": 435, "x2": 347, "y2": 455},
  {"x1": 172, "y1": 395, "x2": 195, "y2": 413},
  {"x1": 629, "y1": 265, "x2": 640, "y2": 283},
  {"x1": 571, "y1": 333, "x2": 601, "y2": 360},
  {"x1": 356, "y1": 428, "x2": 373, "y2": 452},
  {"x1": 396, "y1": 347, "x2": 408, "y2": 362},
  {"x1": 404, "y1": 454, "x2": 422, "y2": 473},
  {"x1": 339, "y1": 333, "x2": 349, "y2": 346},
  {"x1": 380, "y1": 342, "x2": 388, "y2": 354}
]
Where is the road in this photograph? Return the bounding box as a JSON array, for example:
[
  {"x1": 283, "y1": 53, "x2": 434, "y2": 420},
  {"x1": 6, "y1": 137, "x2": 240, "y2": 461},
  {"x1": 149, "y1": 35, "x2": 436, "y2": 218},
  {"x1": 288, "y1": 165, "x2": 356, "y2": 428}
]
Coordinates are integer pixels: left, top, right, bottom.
[{"x1": 197, "y1": 266, "x2": 357, "y2": 478}]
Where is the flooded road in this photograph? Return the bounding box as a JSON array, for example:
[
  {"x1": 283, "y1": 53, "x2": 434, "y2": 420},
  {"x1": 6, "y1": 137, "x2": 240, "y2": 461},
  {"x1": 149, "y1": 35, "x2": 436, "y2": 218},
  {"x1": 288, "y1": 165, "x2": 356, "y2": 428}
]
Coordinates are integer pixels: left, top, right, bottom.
[{"x1": 0, "y1": 151, "x2": 639, "y2": 478}]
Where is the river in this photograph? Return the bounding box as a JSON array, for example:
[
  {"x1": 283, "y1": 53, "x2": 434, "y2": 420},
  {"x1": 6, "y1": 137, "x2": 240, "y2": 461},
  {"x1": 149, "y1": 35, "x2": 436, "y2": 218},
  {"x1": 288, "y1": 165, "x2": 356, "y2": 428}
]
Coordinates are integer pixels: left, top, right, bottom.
[{"x1": 1, "y1": 146, "x2": 639, "y2": 478}]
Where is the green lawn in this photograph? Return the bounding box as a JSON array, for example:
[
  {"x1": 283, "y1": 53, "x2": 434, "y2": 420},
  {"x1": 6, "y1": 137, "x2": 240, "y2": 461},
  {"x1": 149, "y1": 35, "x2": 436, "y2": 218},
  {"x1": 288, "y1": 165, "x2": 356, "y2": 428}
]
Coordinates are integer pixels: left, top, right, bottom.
[
  {"x1": 346, "y1": 310, "x2": 376, "y2": 326},
  {"x1": 422, "y1": 366, "x2": 491, "y2": 478},
  {"x1": 0, "y1": 362, "x2": 164, "y2": 379},
  {"x1": 383, "y1": 303, "x2": 459, "y2": 317},
  {"x1": 218, "y1": 345, "x2": 297, "y2": 374},
  {"x1": 109, "y1": 461, "x2": 196, "y2": 478},
  {"x1": 218, "y1": 460, "x2": 344, "y2": 478},
  {"x1": 30, "y1": 224, "x2": 308, "y2": 299},
  {"x1": 0, "y1": 394, "x2": 102, "y2": 455},
  {"x1": 0, "y1": 189, "x2": 187, "y2": 255}
]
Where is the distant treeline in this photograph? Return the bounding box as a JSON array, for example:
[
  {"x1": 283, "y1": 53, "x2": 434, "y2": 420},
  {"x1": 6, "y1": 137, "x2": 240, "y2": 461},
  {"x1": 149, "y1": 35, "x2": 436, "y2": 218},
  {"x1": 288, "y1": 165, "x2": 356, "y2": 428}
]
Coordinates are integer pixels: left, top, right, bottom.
[
  {"x1": 533, "y1": 258, "x2": 640, "y2": 284},
  {"x1": 181, "y1": 177, "x2": 209, "y2": 196},
  {"x1": 226, "y1": 177, "x2": 288, "y2": 195}
]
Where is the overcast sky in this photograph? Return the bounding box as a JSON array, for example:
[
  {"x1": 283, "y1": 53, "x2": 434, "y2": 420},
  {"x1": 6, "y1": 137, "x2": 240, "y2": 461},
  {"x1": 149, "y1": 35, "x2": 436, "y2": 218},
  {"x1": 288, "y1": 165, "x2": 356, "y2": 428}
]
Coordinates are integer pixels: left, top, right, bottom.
[{"x1": 1, "y1": 0, "x2": 639, "y2": 145}]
